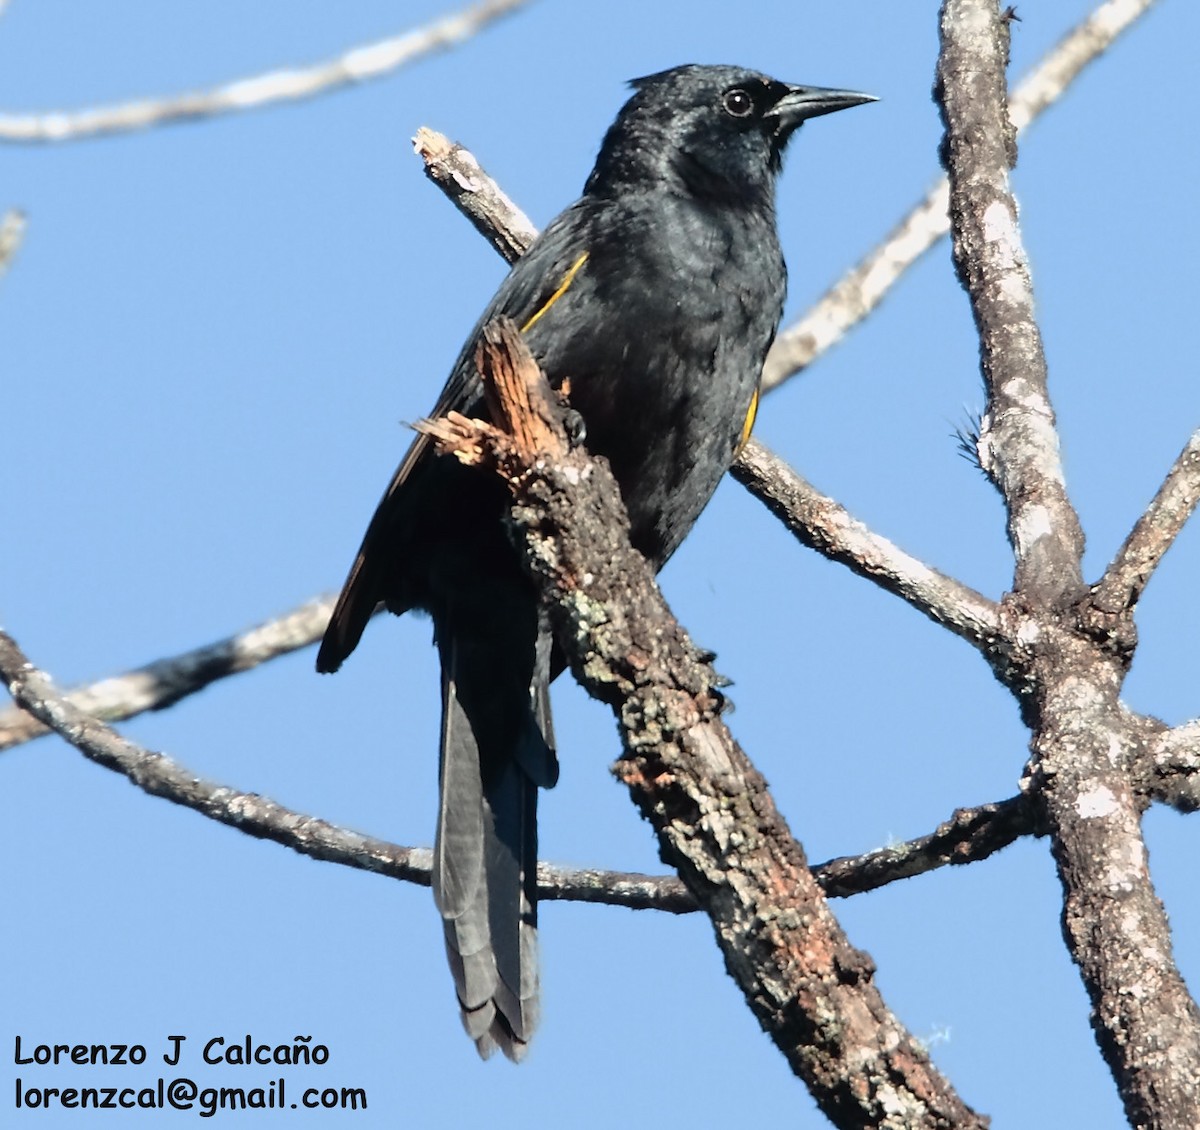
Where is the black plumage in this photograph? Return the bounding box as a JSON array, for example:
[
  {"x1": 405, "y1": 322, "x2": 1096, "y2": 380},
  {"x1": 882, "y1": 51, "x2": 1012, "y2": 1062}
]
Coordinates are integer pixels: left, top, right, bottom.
[{"x1": 317, "y1": 64, "x2": 874, "y2": 1059}]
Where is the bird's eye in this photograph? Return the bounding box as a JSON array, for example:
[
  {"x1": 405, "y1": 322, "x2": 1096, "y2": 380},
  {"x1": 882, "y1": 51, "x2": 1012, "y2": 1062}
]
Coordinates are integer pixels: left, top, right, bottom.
[{"x1": 722, "y1": 88, "x2": 754, "y2": 118}]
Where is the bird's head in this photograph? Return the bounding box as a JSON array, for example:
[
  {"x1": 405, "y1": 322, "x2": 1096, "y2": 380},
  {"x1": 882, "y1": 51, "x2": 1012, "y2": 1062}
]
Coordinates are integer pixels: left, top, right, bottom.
[{"x1": 586, "y1": 64, "x2": 875, "y2": 206}]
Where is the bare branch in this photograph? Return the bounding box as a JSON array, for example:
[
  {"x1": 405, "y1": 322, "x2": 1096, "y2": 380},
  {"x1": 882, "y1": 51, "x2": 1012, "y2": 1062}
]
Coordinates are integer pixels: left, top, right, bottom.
[
  {"x1": 762, "y1": 181, "x2": 951, "y2": 392},
  {"x1": 1146, "y1": 720, "x2": 1200, "y2": 813},
  {"x1": 0, "y1": 597, "x2": 337, "y2": 751},
  {"x1": 0, "y1": 624, "x2": 1035, "y2": 927},
  {"x1": 432, "y1": 318, "x2": 988, "y2": 1127},
  {"x1": 0, "y1": 626, "x2": 431, "y2": 881},
  {"x1": 0, "y1": 0, "x2": 533, "y2": 144},
  {"x1": 762, "y1": 0, "x2": 1160, "y2": 391},
  {"x1": 1030, "y1": 640, "x2": 1200, "y2": 1128},
  {"x1": 937, "y1": 0, "x2": 1085, "y2": 607},
  {"x1": 1092, "y1": 429, "x2": 1200, "y2": 615},
  {"x1": 937, "y1": 4, "x2": 1200, "y2": 1125},
  {"x1": 550, "y1": 795, "x2": 1044, "y2": 906},
  {"x1": 815, "y1": 795, "x2": 1033, "y2": 898},
  {"x1": 414, "y1": 127, "x2": 537, "y2": 262},
  {"x1": 733, "y1": 439, "x2": 1001, "y2": 650},
  {"x1": 0, "y1": 624, "x2": 695, "y2": 910},
  {"x1": 537, "y1": 867, "x2": 690, "y2": 913},
  {"x1": 574, "y1": 795, "x2": 1040, "y2": 906},
  {"x1": 0, "y1": 208, "x2": 26, "y2": 280}
]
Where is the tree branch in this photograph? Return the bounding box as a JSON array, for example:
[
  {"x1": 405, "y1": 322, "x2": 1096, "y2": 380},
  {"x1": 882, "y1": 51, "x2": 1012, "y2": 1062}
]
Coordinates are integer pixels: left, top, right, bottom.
[
  {"x1": 1146, "y1": 720, "x2": 1200, "y2": 813},
  {"x1": 761, "y1": 178, "x2": 952, "y2": 392},
  {"x1": 0, "y1": 627, "x2": 433, "y2": 882},
  {"x1": 0, "y1": 623, "x2": 1034, "y2": 928},
  {"x1": 938, "y1": 0, "x2": 1085, "y2": 609},
  {"x1": 414, "y1": 126, "x2": 537, "y2": 262},
  {"x1": 938, "y1": 4, "x2": 1200, "y2": 1126},
  {"x1": 0, "y1": 0, "x2": 533, "y2": 144},
  {"x1": 0, "y1": 625, "x2": 700, "y2": 911},
  {"x1": 1006, "y1": 0, "x2": 1160, "y2": 135},
  {"x1": 0, "y1": 597, "x2": 338, "y2": 751},
  {"x1": 733, "y1": 439, "x2": 1001, "y2": 650},
  {"x1": 0, "y1": 208, "x2": 26, "y2": 281},
  {"x1": 815, "y1": 795, "x2": 1033, "y2": 898},
  {"x1": 1092, "y1": 428, "x2": 1200, "y2": 616},
  {"x1": 419, "y1": 317, "x2": 988, "y2": 1127},
  {"x1": 1029, "y1": 638, "x2": 1200, "y2": 1129}
]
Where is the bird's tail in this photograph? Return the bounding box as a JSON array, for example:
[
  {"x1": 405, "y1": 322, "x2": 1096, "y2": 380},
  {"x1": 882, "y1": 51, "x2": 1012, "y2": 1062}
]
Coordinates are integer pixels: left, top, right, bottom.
[{"x1": 433, "y1": 621, "x2": 557, "y2": 1061}]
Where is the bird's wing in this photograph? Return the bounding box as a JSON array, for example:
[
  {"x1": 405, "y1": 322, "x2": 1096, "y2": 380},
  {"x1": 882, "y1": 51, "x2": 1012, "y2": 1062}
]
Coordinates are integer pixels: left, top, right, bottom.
[{"x1": 315, "y1": 206, "x2": 595, "y2": 674}]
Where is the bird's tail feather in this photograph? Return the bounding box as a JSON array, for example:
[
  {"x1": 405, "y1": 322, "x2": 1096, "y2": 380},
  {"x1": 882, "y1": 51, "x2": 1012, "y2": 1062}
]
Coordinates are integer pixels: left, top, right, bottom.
[{"x1": 434, "y1": 628, "x2": 554, "y2": 1061}]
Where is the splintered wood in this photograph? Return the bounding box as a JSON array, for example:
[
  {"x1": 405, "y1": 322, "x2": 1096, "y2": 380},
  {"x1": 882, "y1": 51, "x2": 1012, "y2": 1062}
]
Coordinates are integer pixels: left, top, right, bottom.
[{"x1": 414, "y1": 317, "x2": 568, "y2": 474}]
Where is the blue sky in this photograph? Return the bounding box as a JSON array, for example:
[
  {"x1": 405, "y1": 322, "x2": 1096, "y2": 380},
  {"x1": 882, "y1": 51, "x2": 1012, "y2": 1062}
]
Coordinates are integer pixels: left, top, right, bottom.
[{"x1": 1, "y1": 1, "x2": 1196, "y2": 1126}]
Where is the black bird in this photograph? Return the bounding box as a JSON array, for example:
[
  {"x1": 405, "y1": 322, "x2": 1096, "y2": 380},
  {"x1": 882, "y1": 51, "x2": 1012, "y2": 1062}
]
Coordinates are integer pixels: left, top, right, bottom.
[{"x1": 318, "y1": 64, "x2": 873, "y2": 1060}]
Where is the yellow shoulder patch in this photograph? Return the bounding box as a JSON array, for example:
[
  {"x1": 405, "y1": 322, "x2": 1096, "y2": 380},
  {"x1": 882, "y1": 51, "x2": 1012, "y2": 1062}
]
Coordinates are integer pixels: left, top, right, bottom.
[
  {"x1": 737, "y1": 384, "x2": 760, "y2": 453},
  {"x1": 521, "y1": 252, "x2": 589, "y2": 334}
]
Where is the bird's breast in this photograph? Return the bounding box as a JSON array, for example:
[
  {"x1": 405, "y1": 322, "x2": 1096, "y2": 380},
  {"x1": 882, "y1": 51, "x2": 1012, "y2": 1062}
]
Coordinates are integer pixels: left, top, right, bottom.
[{"x1": 526, "y1": 196, "x2": 784, "y2": 566}]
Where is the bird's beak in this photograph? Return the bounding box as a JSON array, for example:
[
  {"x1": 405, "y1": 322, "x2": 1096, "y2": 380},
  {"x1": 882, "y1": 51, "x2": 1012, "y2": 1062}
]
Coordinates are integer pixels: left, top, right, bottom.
[{"x1": 767, "y1": 85, "x2": 878, "y2": 129}]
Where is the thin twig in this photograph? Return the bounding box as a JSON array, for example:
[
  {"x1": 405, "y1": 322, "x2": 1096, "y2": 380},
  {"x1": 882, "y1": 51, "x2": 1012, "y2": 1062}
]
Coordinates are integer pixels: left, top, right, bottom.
[
  {"x1": 0, "y1": 627, "x2": 428, "y2": 881},
  {"x1": 0, "y1": 0, "x2": 533, "y2": 143},
  {"x1": 762, "y1": 181, "x2": 951, "y2": 392},
  {"x1": 555, "y1": 795, "x2": 1042, "y2": 904},
  {"x1": 0, "y1": 598, "x2": 338, "y2": 751},
  {"x1": 0, "y1": 625, "x2": 1030, "y2": 917},
  {"x1": 0, "y1": 624, "x2": 692, "y2": 908},
  {"x1": 1092, "y1": 429, "x2": 1200, "y2": 615},
  {"x1": 414, "y1": 127, "x2": 537, "y2": 262},
  {"x1": 761, "y1": 0, "x2": 1160, "y2": 391},
  {"x1": 733, "y1": 439, "x2": 1001, "y2": 650},
  {"x1": 0, "y1": 209, "x2": 26, "y2": 280},
  {"x1": 814, "y1": 795, "x2": 1034, "y2": 897}
]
